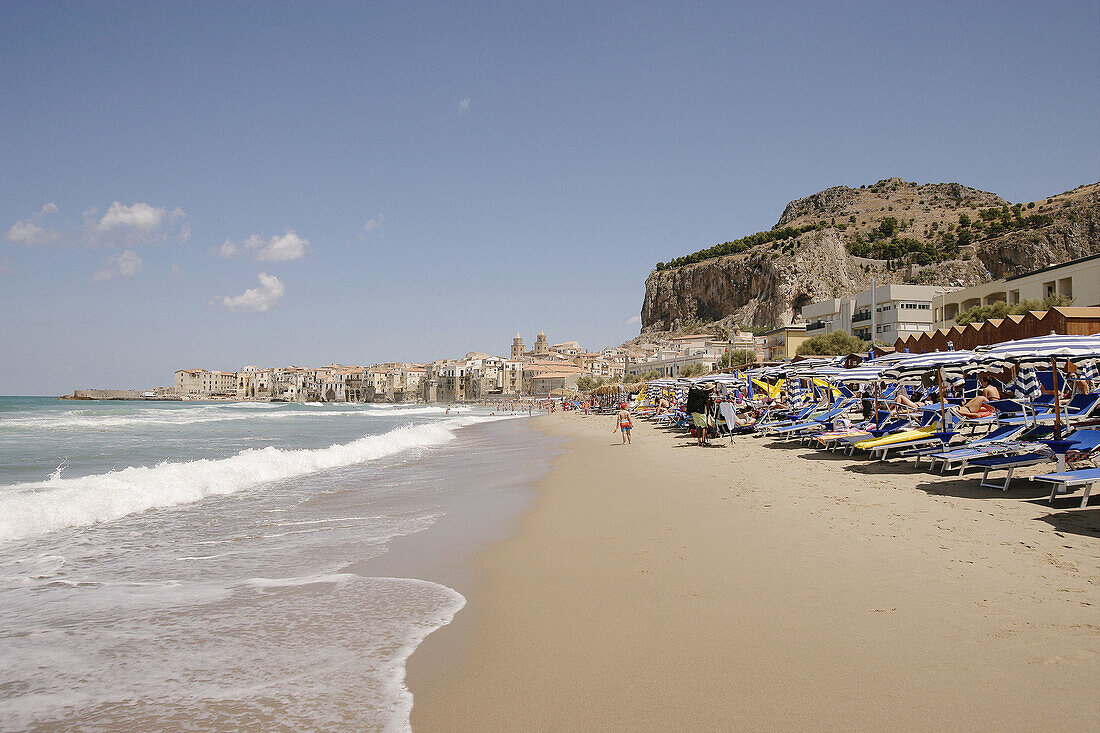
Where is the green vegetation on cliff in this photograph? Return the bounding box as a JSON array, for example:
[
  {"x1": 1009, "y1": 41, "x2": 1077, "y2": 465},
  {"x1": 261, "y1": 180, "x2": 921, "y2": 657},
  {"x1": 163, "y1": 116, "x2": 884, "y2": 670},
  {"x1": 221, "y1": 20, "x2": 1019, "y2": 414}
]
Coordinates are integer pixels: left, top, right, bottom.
[
  {"x1": 654, "y1": 223, "x2": 823, "y2": 271},
  {"x1": 954, "y1": 295, "x2": 1074, "y2": 325}
]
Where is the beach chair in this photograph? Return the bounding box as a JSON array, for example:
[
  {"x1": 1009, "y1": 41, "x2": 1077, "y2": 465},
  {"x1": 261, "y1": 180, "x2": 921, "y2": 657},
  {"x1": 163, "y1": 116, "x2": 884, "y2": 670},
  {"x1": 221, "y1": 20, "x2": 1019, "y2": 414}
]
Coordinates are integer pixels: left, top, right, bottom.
[
  {"x1": 968, "y1": 429, "x2": 1100, "y2": 491},
  {"x1": 768, "y1": 399, "x2": 858, "y2": 441},
  {"x1": 1030, "y1": 467, "x2": 1100, "y2": 508},
  {"x1": 970, "y1": 451, "x2": 1053, "y2": 490},
  {"x1": 755, "y1": 404, "x2": 820, "y2": 434},
  {"x1": 998, "y1": 393, "x2": 1100, "y2": 427},
  {"x1": 854, "y1": 408, "x2": 955, "y2": 460},
  {"x1": 825, "y1": 416, "x2": 910, "y2": 453},
  {"x1": 921, "y1": 423, "x2": 1031, "y2": 474}
]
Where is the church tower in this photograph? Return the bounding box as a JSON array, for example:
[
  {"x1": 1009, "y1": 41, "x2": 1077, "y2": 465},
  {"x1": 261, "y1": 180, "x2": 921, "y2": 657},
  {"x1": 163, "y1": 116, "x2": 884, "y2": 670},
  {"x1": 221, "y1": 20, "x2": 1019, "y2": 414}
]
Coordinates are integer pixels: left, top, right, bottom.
[
  {"x1": 511, "y1": 333, "x2": 525, "y2": 360},
  {"x1": 534, "y1": 330, "x2": 549, "y2": 357}
]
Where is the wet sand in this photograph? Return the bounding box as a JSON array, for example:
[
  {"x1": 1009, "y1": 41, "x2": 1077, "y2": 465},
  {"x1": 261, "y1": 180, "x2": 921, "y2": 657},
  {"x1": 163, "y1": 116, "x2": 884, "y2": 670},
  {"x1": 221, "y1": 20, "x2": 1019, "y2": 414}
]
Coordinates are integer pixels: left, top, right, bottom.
[{"x1": 408, "y1": 414, "x2": 1100, "y2": 731}]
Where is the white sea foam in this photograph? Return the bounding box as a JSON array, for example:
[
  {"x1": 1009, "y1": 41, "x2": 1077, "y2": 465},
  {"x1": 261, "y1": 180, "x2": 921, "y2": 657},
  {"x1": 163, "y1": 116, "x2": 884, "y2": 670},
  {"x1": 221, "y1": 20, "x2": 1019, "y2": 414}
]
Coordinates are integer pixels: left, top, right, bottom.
[
  {"x1": 0, "y1": 403, "x2": 458, "y2": 430},
  {"x1": 0, "y1": 416, "x2": 490, "y2": 544}
]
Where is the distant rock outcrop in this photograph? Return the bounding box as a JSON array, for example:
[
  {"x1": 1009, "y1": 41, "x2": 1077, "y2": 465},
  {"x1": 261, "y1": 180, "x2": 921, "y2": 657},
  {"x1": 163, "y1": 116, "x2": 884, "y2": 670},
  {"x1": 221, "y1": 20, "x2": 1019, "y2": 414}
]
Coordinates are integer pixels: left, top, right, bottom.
[{"x1": 641, "y1": 179, "x2": 1099, "y2": 332}]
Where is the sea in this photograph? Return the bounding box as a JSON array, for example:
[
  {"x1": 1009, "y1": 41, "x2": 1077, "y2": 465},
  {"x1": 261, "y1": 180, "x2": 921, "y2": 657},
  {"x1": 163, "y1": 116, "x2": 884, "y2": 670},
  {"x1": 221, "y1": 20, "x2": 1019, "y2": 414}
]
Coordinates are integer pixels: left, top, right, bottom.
[{"x1": 0, "y1": 397, "x2": 550, "y2": 732}]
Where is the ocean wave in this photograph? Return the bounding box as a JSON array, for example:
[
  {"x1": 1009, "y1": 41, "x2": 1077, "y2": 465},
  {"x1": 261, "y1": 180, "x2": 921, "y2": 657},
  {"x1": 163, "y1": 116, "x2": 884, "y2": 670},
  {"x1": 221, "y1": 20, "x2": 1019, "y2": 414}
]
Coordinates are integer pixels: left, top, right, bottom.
[
  {"x1": 0, "y1": 416, "x2": 492, "y2": 544},
  {"x1": 0, "y1": 403, "x2": 461, "y2": 431}
]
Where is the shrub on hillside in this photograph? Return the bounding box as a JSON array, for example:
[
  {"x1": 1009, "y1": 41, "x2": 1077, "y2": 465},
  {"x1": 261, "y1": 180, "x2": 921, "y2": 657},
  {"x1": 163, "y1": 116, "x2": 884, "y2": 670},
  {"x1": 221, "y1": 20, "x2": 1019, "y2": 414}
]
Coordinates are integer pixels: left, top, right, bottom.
[
  {"x1": 796, "y1": 330, "x2": 871, "y2": 356},
  {"x1": 955, "y1": 295, "x2": 1075, "y2": 325},
  {"x1": 718, "y1": 349, "x2": 755, "y2": 368}
]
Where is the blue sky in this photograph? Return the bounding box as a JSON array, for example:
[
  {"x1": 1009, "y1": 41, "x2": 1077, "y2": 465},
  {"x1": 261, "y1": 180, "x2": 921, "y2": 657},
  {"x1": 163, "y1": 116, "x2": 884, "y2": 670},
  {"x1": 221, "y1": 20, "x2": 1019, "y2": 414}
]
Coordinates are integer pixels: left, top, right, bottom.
[{"x1": 2, "y1": 1, "x2": 1097, "y2": 394}]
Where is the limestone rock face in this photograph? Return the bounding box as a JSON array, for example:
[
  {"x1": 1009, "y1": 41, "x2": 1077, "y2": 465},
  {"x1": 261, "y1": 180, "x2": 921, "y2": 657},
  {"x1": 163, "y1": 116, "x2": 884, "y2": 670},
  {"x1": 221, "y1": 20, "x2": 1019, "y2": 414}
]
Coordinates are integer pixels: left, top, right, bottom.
[
  {"x1": 775, "y1": 186, "x2": 860, "y2": 228},
  {"x1": 975, "y1": 194, "x2": 1100, "y2": 278},
  {"x1": 641, "y1": 180, "x2": 1099, "y2": 333},
  {"x1": 642, "y1": 229, "x2": 906, "y2": 330}
]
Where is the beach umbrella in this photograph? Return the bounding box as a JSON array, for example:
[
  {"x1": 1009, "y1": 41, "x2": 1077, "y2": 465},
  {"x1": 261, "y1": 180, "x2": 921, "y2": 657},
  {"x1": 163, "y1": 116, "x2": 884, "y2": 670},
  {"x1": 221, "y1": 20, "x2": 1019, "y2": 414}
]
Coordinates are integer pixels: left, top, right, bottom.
[
  {"x1": 881, "y1": 350, "x2": 979, "y2": 429},
  {"x1": 880, "y1": 350, "x2": 977, "y2": 385},
  {"x1": 972, "y1": 333, "x2": 1100, "y2": 438}
]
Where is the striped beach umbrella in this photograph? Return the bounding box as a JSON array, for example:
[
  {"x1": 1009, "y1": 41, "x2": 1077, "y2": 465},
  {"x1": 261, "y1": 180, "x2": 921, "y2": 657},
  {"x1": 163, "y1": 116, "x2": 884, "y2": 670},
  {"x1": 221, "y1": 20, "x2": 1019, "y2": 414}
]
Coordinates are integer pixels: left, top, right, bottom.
[
  {"x1": 972, "y1": 333, "x2": 1100, "y2": 437},
  {"x1": 880, "y1": 350, "x2": 978, "y2": 385},
  {"x1": 827, "y1": 363, "x2": 889, "y2": 383},
  {"x1": 1007, "y1": 368, "x2": 1042, "y2": 401},
  {"x1": 881, "y1": 350, "x2": 978, "y2": 428},
  {"x1": 973, "y1": 334, "x2": 1100, "y2": 372}
]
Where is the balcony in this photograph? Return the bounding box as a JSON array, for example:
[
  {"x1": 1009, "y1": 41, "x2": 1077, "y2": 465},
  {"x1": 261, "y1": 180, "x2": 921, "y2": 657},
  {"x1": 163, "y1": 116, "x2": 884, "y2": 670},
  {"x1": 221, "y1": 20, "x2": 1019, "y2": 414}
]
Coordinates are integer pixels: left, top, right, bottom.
[
  {"x1": 806, "y1": 320, "x2": 827, "y2": 332},
  {"x1": 852, "y1": 311, "x2": 871, "y2": 323}
]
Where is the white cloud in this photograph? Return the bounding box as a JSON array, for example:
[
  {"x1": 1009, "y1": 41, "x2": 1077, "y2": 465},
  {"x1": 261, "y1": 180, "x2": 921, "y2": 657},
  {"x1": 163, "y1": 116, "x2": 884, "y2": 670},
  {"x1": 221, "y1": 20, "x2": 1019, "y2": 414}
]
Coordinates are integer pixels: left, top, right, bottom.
[
  {"x1": 364, "y1": 215, "x2": 384, "y2": 232},
  {"x1": 457, "y1": 97, "x2": 471, "y2": 114},
  {"x1": 178, "y1": 222, "x2": 192, "y2": 243},
  {"x1": 6, "y1": 202, "x2": 60, "y2": 246},
  {"x1": 92, "y1": 250, "x2": 143, "y2": 282},
  {"x1": 219, "y1": 230, "x2": 308, "y2": 261},
  {"x1": 171, "y1": 264, "x2": 184, "y2": 277},
  {"x1": 625, "y1": 315, "x2": 642, "y2": 326},
  {"x1": 97, "y1": 201, "x2": 175, "y2": 231},
  {"x1": 218, "y1": 272, "x2": 285, "y2": 312},
  {"x1": 256, "y1": 231, "x2": 307, "y2": 261}
]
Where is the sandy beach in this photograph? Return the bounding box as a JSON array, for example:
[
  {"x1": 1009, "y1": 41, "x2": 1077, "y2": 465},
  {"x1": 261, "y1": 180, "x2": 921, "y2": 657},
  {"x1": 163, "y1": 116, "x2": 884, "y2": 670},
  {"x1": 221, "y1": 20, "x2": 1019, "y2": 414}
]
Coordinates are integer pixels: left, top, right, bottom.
[{"x1": 409, "y1": 413, "x2": 1099, "y2": 731}]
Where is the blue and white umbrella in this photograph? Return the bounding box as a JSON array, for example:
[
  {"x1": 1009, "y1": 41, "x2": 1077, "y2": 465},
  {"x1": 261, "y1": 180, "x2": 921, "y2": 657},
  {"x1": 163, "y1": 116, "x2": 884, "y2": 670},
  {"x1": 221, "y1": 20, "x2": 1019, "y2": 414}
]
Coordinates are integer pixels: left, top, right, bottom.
[
  {"x1": 1007, "y1": 368, "x2": 1042, "y2": 401},
  {"x1": 973, "y1": 333, "x2": 1100, "y2": 436},
  {"x1": 880, "y1": 350, "x2": 978, "y2": 385},
  {"x1": 973, "y1": 334, "x2": 1100, "y2": 372}
]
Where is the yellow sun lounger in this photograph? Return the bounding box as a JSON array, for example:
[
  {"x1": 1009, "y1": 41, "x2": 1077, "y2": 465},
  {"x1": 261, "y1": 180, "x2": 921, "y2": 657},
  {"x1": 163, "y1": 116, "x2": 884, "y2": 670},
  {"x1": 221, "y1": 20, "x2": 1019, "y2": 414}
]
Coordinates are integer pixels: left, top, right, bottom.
[{"x1": 854, "y1": 425, "x2": 936, "y2": 450}]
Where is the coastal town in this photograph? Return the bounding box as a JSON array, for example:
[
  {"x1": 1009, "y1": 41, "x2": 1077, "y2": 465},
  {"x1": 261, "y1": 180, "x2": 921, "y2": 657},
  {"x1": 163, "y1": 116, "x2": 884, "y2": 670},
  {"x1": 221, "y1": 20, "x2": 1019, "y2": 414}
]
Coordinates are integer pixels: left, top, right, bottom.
[
  {"x1": 152, "y1": 328, "x2": 763, "y2": 403},
  {"x1": 66, "y1": 251, "x2": 1099, "y2": 403}
]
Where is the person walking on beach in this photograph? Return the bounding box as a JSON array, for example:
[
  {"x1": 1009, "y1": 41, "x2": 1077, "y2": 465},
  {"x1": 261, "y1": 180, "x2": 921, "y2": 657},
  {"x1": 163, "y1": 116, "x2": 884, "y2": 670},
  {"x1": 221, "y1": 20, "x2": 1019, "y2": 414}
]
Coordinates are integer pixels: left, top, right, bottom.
[
  {"x1": 614, "y1": 403, "x2": 633, "y2": 445},
  {"x1": 686, "y1": 384, "x2": 711, "y2": 446}
]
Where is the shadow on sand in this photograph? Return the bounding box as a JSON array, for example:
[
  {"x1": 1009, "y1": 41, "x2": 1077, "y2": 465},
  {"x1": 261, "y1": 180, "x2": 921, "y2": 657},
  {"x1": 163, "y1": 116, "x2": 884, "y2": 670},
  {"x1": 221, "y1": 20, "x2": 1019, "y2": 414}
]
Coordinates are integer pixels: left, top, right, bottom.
[{"x1": 1032, "y1": 506, "x2": 1100, "y2": 538}]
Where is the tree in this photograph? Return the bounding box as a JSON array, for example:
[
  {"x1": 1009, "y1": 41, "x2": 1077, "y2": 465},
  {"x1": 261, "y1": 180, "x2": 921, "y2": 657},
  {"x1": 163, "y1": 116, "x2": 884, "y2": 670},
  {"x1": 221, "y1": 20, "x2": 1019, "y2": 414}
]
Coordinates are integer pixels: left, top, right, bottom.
[
  {"x1": 796, "y1": 330, "x2": 871, "y2": 356},
  {"x1": 576, "y1": 375, "x2": 596, "y2": 391},
  {"x1": 877, "y1": 216, "x2": 899, "y2": 238},
  {"x1": 957, "y1": 213, "x2": 971, "y2": 228},
  {"x1": 955, "y1": 295, "x2": 1075, "y2": 325},
  {"x1": 718, "y1": 349, "x2": 755, "y2": 368},
  {"x1": 623, "y1": 372, "x2": 641, "y2": 384},
  {"x1": 640, "y1": 370, "x2": 661, "y2": 381},
  {"x1": 679, "y1": 362, "x2": 709, "y2": 377}
]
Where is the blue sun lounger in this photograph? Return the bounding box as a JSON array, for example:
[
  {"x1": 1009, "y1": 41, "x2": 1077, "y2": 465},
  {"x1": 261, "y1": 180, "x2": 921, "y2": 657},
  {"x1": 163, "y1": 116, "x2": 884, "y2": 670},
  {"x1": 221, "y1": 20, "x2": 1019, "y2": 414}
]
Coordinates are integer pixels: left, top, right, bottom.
[
  {"x1": 970, "y1": 452, "x2": 1052, "y2": 491},
  {"x1": 1030, "y1": 468, "x2": 1100, "y2": 509},
  {"x1": 968, "y1": 429, "x2": 1100, "y2": 491},
  {"x1": 921, "y1": 424, "x2": 1031, "y2": 473},
  {"x1": 768, "y1": 400, "x2": 857, "y2": 441}
]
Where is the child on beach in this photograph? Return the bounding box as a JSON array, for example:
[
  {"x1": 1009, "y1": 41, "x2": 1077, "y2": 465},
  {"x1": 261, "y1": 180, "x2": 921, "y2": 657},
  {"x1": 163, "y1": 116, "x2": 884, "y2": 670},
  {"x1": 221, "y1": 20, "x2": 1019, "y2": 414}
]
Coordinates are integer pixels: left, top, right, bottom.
[{"x1": 614, "y1": 403, "x2": 632, "y2": 444}]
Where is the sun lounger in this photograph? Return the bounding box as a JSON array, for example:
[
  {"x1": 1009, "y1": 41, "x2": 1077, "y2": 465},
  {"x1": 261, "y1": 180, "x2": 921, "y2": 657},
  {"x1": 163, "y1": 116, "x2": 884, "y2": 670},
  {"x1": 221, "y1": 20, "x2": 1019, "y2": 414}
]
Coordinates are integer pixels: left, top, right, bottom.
[
  {"x1": 921, "y1": 424, "x2": 1029, "y2": 473},
  {"x1": 967, "y1": 452, "x2": 1052, "y2": 490},
  {"x1": 768, "y1": 400, "x2": 858, "y2": 440},
  {"x1": 1030, "y1": 467, "x2": 1100, "y2": 508},
  {"x1": 827, "y1": 418, "x2": 912, "y2": 453}
]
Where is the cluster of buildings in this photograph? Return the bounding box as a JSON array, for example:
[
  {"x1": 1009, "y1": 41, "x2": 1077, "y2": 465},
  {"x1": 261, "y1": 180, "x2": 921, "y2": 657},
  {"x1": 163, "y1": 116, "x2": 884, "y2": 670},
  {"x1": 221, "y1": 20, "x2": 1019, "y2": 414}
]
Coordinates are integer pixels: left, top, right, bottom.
[
  {"x1": 762, "y1": 253, "x2": 1100, "y2": 361},
  {"x1": 170, "y1": 255, "x2": 1100, "y2": 399},
  {"x1": 174, "y1": 331, "x2": 637, "y2": 403}
]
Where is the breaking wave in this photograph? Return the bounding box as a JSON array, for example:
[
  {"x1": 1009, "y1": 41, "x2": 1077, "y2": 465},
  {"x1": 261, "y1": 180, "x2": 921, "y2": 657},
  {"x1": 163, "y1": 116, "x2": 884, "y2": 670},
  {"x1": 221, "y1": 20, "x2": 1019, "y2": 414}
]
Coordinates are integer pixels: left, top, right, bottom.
[
  {"x1": 0, "y1": 403, "x2": 462, "y2": 431},
  {"x1": 0, "y1": 417, "x2": 490, "y2": 544}
]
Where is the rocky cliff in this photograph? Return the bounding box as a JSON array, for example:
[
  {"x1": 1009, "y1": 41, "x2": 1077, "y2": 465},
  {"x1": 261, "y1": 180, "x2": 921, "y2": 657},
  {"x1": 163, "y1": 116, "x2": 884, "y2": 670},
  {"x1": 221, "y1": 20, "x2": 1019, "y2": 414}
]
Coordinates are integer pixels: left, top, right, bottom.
[{"x1": 641, "y1": 180, "x2": 1099, "y2": 332}]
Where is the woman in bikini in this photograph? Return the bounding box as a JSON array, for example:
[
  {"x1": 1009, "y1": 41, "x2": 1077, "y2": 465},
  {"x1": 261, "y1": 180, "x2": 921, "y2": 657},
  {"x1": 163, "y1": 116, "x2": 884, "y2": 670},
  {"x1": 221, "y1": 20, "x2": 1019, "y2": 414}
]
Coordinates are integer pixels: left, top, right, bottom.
[
  {"x1": 956, "y1": 375, "x2": 1000, "y2": 418},
  {"x1": 614, "y1": 403, "x2": 633, "y2": 445}
]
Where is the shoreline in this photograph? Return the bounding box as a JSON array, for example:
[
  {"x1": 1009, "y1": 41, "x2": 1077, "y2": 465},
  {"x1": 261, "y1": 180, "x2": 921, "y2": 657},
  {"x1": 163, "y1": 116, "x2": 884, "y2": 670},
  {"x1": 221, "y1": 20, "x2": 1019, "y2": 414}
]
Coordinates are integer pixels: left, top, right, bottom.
[{"x1": 408, "y1": 414, "x2": 1099, "y2": 731}]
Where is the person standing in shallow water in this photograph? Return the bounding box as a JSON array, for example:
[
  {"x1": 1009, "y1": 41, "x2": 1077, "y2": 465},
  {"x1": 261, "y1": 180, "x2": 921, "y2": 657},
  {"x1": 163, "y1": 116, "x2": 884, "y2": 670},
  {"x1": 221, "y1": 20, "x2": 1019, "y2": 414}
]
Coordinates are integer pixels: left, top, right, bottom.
[{"x1": 614, "y1": 403, "x2": 633, "y2": 445}]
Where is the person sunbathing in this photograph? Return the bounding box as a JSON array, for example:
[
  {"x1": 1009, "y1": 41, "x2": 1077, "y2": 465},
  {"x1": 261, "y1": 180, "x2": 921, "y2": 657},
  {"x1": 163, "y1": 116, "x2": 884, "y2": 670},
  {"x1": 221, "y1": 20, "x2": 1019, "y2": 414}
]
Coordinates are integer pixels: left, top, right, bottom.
[
  {"x1": 955, "y1": 376, "x2": 1000, "y2": 418},
  {"x1": 892, "y1": 388, "x2": 935, "y2": 413}
]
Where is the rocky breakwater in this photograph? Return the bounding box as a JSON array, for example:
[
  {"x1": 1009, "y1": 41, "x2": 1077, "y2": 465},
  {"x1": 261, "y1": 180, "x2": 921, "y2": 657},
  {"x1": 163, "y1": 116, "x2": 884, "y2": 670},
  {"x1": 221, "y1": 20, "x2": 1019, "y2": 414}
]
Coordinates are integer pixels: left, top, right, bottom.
[{"x1": 642, "y1": 228, "x2": 902, "y2": 330}]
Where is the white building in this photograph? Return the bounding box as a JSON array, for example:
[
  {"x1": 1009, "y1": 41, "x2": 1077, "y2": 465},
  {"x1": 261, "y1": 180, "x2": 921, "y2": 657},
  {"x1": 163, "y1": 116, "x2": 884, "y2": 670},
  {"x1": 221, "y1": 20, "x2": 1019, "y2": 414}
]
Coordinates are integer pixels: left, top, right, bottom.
[
  {"x1": 802, "y1": 284, "x2": 957, "y2": 343},
  {"x1": 934, "y1": 253, "x2": 1100, "y2": 327}
]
